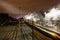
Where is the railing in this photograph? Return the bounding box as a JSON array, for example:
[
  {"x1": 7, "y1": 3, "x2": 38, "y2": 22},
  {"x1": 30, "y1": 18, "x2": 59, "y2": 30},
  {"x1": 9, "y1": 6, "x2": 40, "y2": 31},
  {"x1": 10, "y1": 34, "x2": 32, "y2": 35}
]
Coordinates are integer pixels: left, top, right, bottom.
[{"x1": 25, "y1": 21, "x2": 60, "y2": 40}]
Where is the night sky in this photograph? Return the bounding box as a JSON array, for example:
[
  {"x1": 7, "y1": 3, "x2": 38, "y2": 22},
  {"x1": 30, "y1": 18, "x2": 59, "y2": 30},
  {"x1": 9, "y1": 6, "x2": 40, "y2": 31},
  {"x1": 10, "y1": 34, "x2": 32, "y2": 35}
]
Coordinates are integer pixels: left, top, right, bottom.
[
  {"x1": 0, "y1": 0, "x2": 60, "y2": 19},
  {"x1": 5, "y1": 0, "x2": 60, "y2": 12}
]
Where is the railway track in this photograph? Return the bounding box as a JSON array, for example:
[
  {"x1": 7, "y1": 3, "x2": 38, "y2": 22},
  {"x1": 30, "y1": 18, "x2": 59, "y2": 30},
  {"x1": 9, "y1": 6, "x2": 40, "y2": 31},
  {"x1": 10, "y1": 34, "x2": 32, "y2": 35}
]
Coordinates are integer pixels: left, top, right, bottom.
[
  {"x1": 21, "y1": 23, "x2": 39, "y2": 40},
  {"x1": 0, "y1": 23, "x2": 39, "y2": 40},
  {"x1": 0, "y1": 25, "x2": 18, "y2": 40},
  {"x1": 0, "y1": 22, "x2": 56, "y2": 40}
]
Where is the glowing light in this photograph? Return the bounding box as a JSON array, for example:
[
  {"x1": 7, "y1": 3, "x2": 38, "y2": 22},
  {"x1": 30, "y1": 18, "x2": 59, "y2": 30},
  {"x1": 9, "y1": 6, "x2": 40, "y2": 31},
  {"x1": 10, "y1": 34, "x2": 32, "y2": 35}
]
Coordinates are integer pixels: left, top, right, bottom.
[
  {"x1": 24, "y1": 15, "x2": 33, "y2": 20},
  {"x1": 44, "y1": 8, "x2": 60, "y2": 20},
  {"x1": 24, "y1": 13, "x2": 40, "y2": 22},
  {"x1": 44, "y1": 7, "x2": 60, "y2": 27}
]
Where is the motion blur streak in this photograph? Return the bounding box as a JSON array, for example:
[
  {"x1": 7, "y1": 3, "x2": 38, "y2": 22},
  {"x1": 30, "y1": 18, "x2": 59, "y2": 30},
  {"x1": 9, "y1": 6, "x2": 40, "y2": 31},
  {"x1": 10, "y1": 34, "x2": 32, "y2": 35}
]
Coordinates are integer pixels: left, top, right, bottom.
[
  {"x1": 0, "y1": 1, "x2": 27, "y2": 19},
  {"x1": 44, "y1": 8, "x2": 60, "y2": 20},
  {"x1": 44, "y1": 7, "x2": 60, "y2": 26}
]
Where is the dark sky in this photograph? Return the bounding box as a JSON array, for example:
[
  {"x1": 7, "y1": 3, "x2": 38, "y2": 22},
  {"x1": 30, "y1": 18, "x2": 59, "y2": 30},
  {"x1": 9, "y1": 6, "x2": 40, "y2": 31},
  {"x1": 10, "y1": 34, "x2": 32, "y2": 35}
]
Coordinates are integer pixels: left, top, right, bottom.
[
  {"x1": 0, "y1": 0, "x2": 60, "y2": 12},
  {"x1": 5, "y1": 0, "x2": 60, "y2": 12},
  {"x1": 0, "y1": 0, "x2": 60, "y2": 19}
]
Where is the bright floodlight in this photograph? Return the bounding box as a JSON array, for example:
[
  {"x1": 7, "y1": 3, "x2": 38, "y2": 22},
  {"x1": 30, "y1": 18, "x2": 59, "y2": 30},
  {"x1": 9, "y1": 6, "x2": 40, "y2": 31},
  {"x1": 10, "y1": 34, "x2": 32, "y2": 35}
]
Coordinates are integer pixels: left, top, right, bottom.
[{"x1": 24, "y1": 12, "x2": 40, "y2": 22}]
